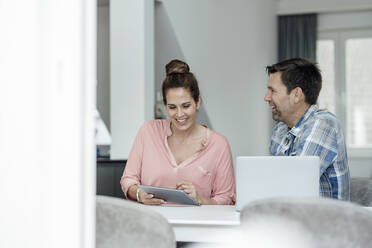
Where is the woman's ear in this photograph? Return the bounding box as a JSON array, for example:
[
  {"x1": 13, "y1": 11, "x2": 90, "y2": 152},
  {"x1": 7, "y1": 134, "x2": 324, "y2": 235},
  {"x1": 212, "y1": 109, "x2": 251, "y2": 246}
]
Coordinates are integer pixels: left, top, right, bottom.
[{"x1": 196, "y1": 96, "x2": 201, "y2": 110}]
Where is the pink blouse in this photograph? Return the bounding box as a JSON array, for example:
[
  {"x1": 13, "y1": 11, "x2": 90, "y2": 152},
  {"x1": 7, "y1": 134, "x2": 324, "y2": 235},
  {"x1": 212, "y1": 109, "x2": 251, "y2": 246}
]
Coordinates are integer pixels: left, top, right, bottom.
[{"x1": 120, "y1": 120, "x2": 235, "y2": 205}]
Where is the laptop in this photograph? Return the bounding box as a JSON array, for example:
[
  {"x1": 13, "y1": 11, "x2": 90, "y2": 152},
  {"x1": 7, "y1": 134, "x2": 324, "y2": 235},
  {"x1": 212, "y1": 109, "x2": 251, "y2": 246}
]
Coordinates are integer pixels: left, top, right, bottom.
[{"x1": 235, "y1": 156, "x2": 319, "y2": 211}]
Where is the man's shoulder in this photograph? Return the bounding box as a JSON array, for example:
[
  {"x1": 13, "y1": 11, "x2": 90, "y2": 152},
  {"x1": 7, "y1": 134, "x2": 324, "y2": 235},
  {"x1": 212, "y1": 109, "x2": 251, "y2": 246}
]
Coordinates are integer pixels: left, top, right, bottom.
[
  {"x1": 308, "y1": 108, "x2": 341, "y2": 130},
  {"x1": 313, "y1": 108, "x2": 337, "y2": 120}
]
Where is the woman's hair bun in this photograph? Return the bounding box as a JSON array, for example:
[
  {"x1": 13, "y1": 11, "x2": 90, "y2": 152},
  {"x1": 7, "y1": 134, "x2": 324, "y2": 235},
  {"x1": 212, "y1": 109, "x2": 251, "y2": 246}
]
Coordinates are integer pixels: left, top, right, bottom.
[{"x1": 165, "y1": 59, "x2": 190, "y2": 75}]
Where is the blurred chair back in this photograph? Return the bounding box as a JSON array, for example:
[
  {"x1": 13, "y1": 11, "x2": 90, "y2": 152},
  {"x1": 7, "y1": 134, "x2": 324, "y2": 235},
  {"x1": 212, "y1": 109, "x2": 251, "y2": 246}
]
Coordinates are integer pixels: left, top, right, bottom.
[
  {"x1": 350, "y1": 177, "x2": 372, "y2": 207},
  {"x1": 96, "y1": 196, "x2": 175, "y2": 248},
  {"x1": 240, "y1": 197, "x2": 372, "y2": 248}
]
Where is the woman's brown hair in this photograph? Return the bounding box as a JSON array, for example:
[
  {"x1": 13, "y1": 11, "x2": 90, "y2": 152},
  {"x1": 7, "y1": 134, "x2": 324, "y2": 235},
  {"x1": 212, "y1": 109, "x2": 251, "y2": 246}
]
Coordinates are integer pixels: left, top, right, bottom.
[{"x1": 162, "y1": 59, "x2": 200, "y2": 105}]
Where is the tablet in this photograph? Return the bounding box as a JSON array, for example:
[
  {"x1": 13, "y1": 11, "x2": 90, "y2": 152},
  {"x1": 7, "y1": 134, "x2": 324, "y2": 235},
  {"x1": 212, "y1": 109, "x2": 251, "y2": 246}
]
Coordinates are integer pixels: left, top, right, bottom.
[{"x1": 138, "y1": 185, "x2": 200, "y2": 206}]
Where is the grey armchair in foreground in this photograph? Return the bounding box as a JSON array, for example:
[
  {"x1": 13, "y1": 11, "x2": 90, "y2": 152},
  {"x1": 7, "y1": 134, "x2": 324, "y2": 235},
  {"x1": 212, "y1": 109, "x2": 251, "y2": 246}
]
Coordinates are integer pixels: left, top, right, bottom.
[
  {"x1": 240, "y1": 197, "x2": 372, "y2": 248},
  {"x1": 96, "y1": 196, "x2": 176, "y2": 248},
  {"x1": 350, "y1": 177, "x2": 372, "y2": 207}
]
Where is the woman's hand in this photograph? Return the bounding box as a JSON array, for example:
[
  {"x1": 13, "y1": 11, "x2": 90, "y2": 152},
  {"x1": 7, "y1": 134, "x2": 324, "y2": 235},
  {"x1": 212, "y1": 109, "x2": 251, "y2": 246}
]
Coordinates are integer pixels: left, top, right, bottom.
[
  {"x1": 137, "y1": 189, "x2": 165, "y2": 205},
  {"x1": 128, "y1": 185, "x2": 165, "y2": 205},
  {"x1": 176, "y1": 181, "x2": 200, "y2": 204}
]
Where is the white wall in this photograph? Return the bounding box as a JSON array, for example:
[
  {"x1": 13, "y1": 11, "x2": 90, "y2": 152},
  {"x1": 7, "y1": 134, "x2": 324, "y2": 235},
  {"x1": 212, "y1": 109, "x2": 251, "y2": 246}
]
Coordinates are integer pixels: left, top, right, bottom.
[
  {"x1": 278, "y1": 0, "x2": 372, "y2": 15},
  {"x1": 350, "y1": 158, "x2": 372, "y2": 178},
  {"x1": 110, "y1": 0, "x2": 155, "y2": 159},
  {"x1": 155, "y1": 0, "x2": 277, "y2": 159},
  {"x1": 318, "y1": 11, "x2": 372, "y2": 31},
  {"x1": 0, "y1": 0, "x2": 96, "y2": 247}
]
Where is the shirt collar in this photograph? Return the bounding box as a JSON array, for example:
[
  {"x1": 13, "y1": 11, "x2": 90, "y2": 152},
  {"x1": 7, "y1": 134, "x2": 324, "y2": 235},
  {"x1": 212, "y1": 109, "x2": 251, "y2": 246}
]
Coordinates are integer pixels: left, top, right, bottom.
[
  {"x1": 289, "y1": 104, "x2": 318, "y2": 136},
  {"x1": 165, "y1": 120, "x2": 210, "y2": 148}
]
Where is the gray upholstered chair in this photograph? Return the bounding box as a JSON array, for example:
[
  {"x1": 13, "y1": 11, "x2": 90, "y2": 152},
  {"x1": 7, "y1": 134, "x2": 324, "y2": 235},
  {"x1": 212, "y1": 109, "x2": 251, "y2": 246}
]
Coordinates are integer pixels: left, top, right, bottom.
[
  {"x1": 350, "y1": 177, "x2": 372, "y2": 207},
  {"x1": 96, "y1": 195, "x2": 176, "y2": 248},
  {"x1": 240, "y1": 197, "x2": 372, "y2": 248}
]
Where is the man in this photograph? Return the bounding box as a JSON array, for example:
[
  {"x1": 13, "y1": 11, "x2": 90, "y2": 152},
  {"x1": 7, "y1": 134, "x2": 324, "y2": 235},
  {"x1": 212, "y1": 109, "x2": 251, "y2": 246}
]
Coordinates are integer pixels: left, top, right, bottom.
[{"x1": 264, "y1": 58, "x2": 350, "y2": 200}]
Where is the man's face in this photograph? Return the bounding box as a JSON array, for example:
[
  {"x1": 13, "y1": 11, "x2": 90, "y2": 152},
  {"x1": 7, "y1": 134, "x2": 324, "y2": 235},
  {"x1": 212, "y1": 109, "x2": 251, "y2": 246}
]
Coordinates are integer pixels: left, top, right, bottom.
[{"x1": 264, "y1": 72, "x2": 293, "y2": 124}]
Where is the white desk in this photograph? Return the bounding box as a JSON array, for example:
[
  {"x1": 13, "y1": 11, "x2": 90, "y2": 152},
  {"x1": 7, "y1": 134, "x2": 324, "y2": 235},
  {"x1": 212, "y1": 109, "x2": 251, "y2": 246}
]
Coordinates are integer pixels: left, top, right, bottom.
[
  {"x1": 146, "y1": 205, "x2": 372, "y2": 243},
  {"x1": 146, "y1": 205, "x2": 240, "y2": 242}
]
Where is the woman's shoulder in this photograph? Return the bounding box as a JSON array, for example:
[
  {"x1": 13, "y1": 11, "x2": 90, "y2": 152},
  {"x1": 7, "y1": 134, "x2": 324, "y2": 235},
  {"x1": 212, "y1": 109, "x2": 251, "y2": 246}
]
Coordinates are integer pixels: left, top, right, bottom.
[
  {"x1": 208, "y1": 128, "x2": 231, "y2": 148},
  {"x1": 140, "y1": 119, "x2": 170, "y2": 133}
]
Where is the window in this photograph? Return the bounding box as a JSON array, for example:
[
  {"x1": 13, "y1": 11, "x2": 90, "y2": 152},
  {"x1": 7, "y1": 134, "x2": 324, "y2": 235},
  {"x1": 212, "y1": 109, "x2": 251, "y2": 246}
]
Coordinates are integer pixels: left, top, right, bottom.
[
  {"x1": 345, "y1": 37, "x2": 372, "y2": 146},
  {"x1": 317, "y1": 29, "x2": 372, "y2": 154},
  {"x1": 316, "y1": 39, "x2": 335, "y2": 114}
]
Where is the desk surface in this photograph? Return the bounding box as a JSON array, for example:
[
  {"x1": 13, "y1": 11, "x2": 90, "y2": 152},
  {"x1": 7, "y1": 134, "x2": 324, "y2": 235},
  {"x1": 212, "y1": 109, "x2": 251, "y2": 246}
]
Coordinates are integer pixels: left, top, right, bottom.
[
  {"x1": 145, "y1": 205, "x2": 239, "y2": 242},
  {"x1": 146, "y1": 205, "x2": 372, "y2": 243},
  {"x1": 148, "y1": 205, "x2": 240, "y2": 226}
]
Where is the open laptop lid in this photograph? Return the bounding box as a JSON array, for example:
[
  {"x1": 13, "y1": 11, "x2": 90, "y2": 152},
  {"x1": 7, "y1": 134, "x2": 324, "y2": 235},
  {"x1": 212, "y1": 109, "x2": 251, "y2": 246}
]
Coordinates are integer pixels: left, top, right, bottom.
[{"x1": 235, "y1": 156, "x2": 319, "y2": 211}]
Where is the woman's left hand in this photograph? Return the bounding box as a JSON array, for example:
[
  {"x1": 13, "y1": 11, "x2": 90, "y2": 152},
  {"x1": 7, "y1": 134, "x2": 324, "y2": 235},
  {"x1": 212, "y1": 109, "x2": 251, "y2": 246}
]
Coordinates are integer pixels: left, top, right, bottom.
[{"x1": 176, "y1": 181, "x2": 200, "y2": 204}]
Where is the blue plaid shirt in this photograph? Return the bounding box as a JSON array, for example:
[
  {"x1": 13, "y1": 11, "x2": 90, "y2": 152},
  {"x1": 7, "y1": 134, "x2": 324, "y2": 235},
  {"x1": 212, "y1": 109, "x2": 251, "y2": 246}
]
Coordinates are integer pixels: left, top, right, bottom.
[{"x1": 270, "y1": 105, "x2": 350, "y2": 200}]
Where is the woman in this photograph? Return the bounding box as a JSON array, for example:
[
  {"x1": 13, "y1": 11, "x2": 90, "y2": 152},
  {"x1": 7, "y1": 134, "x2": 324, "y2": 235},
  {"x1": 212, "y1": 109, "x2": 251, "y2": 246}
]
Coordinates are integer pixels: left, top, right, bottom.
[{"x1": 121, "y1": 59, "x2": 235, "y2": 205}]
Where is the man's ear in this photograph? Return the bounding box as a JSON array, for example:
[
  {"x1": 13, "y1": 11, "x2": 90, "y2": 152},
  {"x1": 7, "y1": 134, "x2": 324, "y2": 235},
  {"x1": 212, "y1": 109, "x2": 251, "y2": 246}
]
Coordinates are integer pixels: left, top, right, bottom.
[{"x1": 291, "y1": 87, "x2": 304, "y2": 104}]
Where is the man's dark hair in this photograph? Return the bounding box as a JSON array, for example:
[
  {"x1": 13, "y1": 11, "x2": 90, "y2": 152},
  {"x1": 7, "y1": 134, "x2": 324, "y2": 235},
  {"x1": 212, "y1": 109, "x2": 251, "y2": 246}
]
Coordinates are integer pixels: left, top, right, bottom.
[{"x1": 266, "y1": 58, "x2": 322, "y2": 105}]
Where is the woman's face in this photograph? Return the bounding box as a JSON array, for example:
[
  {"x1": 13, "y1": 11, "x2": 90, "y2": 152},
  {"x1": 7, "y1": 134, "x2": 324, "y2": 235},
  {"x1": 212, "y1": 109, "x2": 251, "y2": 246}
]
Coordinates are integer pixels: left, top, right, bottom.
[{"x1": 165, "y1": 87, "x2": 200, "y2": 132}]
